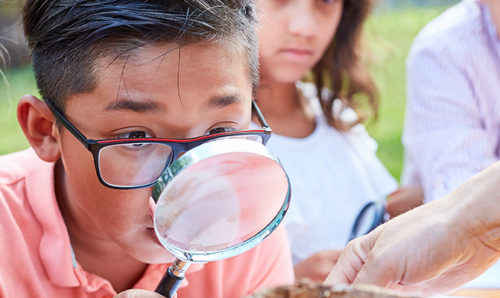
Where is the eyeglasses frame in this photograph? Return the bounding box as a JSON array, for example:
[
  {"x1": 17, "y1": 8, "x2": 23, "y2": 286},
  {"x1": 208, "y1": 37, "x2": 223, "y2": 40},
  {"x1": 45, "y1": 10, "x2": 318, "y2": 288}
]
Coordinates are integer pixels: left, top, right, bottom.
[{"x1": 45, "y1": 99, "x2": 272, "y2": 189}]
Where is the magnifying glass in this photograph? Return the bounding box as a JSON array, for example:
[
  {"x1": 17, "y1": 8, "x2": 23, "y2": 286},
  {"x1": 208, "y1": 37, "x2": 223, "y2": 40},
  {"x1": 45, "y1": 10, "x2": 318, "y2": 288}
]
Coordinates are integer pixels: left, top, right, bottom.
[
  {"x1": 348, "y1": 201, "x2": 387, "y2": 243},
  {"x1": 151, "y1": 138, "x2": 291, "y2": 297}
]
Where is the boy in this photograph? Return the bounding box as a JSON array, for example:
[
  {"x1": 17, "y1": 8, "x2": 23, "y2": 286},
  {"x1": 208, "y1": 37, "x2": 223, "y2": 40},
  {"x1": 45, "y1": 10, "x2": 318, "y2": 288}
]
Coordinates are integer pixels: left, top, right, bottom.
[{"x1": 0, "y1": 0, "x2": 293, "y2": 297}]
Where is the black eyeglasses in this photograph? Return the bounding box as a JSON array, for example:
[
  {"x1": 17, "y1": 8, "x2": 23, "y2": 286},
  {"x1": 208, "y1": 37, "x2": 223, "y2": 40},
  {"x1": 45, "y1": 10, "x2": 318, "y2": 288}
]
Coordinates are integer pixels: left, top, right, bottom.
[{"x1": 45, "y1": 99, "x2": 272, "y2": 189}]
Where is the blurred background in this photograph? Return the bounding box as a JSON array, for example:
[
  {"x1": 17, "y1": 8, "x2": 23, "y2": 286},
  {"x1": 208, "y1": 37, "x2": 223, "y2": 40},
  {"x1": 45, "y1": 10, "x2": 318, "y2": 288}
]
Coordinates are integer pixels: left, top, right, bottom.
[{"x1": 0, "y1": 0, "x2": 460, "y2": 180}]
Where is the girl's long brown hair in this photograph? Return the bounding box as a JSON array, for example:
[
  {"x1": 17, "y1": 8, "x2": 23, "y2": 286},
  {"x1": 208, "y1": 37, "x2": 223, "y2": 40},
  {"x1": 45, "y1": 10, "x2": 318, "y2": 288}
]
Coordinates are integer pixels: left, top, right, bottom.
[{"x1": 311, "y1": 0, "x2": 377, "y2": 131}]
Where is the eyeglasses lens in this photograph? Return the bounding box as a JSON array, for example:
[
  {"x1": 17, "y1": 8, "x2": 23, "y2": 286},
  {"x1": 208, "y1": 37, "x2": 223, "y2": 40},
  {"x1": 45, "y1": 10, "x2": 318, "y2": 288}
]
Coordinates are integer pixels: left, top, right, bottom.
[
  {"x1": 97, "y1": 134, "x2": 264, "y2": 188},
  {"x1": 98, "y1": 143, "x2": 173, "y2": 187}
]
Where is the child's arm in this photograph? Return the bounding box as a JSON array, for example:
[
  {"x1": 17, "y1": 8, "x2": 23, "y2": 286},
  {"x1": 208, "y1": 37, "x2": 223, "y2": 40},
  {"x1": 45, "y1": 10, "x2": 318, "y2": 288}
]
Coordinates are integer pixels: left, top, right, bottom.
[
  {"x1": 386, "y1": 186, "x2": 424, "y2": 218},
  {"x1": 293, "y1": 249, "x2": 342, "y2": 282}
]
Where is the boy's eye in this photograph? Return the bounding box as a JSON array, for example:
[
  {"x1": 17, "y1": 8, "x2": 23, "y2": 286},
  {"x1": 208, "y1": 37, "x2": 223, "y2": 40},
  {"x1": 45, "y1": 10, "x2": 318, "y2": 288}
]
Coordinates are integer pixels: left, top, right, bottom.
[
  {"x1": 320, "y1": 0, "x2": 339, "y2": 4},
  {"x1": 204, "y1": 127, "x2": 237, "y2": 136},
  {"x1": 116, "y1": 131, "x2": 152, "y2": 139}
]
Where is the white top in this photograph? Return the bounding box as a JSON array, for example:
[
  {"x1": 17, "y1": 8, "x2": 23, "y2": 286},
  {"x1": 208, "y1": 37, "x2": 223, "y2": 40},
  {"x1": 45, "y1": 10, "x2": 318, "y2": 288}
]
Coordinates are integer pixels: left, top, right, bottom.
[
  {"x1": 265, "y1": 82, "x2": 398, "y2": 264},
  {"x1": 402, "y1": 0, "x2": 500, "y2": 288}
]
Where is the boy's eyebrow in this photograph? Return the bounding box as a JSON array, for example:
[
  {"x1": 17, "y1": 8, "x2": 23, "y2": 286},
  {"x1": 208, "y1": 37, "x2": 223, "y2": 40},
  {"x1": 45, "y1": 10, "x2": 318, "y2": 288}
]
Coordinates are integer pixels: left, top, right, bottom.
[
  {"x1": 105, "y1": 99, "x2": 164, "y2": 112},
  {"x1": 104, "y1": 95, "x2": 242, "y2": 112},
  {"x1": 209, "y1": 95, "x2": 243, "y2": 108}
]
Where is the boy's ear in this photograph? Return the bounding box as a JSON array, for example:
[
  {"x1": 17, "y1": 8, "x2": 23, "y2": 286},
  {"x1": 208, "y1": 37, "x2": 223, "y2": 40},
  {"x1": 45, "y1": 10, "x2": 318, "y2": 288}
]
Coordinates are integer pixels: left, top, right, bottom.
[{"x1": 17, "y1": 95, "x2": 61, "y2": 162}]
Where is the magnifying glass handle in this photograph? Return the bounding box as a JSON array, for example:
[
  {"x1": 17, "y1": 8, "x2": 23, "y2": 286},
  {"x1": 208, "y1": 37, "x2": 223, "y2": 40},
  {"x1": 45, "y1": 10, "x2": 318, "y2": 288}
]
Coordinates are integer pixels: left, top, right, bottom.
[
  {"x1": 155, "y1": 259, "x2": 190, "y2": 297},
  {"x1": 155, "y1": 269, "x2": 183, "y2": 297}
]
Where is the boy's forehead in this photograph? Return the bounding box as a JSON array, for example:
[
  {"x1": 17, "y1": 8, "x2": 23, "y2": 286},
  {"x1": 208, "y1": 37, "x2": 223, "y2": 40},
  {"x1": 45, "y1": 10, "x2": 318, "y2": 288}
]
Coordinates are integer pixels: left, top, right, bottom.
[
  {"x1": 90, "y1": 41, "x2": 251, "y2": 92},
  {"x1": 100, "y1": 41, "x2": 246, "y2": 71},
  {"x1": 67, "y1": 41, "x2": 252, "y2": 113},
  {"x1": 108, "y1": 41, "x2": 249, "y2": 86}
]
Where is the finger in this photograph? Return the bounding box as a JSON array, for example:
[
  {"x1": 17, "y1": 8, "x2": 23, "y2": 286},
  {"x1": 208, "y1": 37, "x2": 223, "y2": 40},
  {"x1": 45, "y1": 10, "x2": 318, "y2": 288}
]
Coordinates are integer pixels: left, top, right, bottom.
[
  {"x1": 353, "y1": 254, "x2": 396, "y2": 287},
  {"x1": 351, "y1": 230, "x2": 400, "y2": 287},
  {"x1": 352, "y1": 232, "x2": 408, "y2": 288},
  {"x1": 324, "y1": 238, "x2": 368, "y2": 285}
]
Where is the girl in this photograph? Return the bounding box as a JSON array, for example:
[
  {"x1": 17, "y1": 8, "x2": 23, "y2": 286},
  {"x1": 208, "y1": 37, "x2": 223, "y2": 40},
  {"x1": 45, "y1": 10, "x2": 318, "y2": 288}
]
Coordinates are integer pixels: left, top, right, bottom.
[{"x1": 255, "y1": 0, "x2": 423, "y2": 281}]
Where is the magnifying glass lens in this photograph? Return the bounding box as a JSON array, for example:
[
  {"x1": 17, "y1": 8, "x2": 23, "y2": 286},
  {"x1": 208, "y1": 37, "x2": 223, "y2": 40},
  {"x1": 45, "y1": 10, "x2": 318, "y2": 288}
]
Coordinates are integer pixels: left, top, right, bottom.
[{"x1": 154, "y1": 141, "x2": 290, "y2": 261}]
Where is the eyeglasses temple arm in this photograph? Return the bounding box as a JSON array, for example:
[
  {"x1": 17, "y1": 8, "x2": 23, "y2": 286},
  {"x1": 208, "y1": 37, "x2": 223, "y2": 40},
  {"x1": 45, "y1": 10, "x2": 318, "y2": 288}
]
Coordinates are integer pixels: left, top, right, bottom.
[
  {"x1": 44, "y1": 99, "x2": 93, "y2": 150},
  {"x1": 251, "y1": 100, "x2": 271, "y2": 132}
]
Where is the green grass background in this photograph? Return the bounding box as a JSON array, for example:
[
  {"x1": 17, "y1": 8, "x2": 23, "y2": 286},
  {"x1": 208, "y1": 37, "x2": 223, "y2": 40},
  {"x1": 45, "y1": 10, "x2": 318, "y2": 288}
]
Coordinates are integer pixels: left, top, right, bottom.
[
  {"x1": 0, "y1": 7, "x2": 449, "y2": 181},
  {"x1": 363, "y1": 7, "x2": 449, "y2": 180}
]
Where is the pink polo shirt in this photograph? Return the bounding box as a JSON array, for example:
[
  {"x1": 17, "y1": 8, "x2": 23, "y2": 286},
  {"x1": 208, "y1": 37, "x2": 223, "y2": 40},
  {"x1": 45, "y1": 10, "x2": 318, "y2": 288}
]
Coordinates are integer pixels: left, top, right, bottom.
[{"x1": 0, "y1": 148, "x2": 294, "y2": 298}]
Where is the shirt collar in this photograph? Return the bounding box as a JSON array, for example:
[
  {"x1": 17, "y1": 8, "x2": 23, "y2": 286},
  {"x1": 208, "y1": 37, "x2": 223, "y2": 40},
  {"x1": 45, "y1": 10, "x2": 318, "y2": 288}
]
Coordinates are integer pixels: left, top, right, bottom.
[{"x1": 24, "y1": 152, "x2": 80, "y2": 287}]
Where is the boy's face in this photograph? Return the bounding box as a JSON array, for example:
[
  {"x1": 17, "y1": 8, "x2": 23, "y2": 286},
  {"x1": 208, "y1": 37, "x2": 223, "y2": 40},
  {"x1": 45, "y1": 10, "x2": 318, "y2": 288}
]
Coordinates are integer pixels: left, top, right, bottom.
[{"x1": 56, "y1": 41, "x2": 253, "y2": 263}]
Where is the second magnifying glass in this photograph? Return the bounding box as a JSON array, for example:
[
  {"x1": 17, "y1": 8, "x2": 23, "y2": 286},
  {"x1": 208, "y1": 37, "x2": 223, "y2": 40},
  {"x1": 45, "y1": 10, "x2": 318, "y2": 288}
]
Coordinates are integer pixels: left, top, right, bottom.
[{"x1": 348, "y1": 200, "x2": 388, "y2": 243}]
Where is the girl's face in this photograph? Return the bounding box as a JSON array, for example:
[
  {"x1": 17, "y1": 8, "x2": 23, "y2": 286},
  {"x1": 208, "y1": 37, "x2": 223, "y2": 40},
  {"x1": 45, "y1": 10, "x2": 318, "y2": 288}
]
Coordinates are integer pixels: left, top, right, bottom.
[{"x1": 256, "y1": 0, "x2": 343, "y2": 84}]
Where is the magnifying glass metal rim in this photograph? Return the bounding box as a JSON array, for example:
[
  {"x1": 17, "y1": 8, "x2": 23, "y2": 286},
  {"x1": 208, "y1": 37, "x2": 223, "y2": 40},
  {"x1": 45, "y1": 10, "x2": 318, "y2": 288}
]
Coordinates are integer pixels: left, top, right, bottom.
[{"x1": 152, "y1": 138, "x2": 291, "y2": 263}]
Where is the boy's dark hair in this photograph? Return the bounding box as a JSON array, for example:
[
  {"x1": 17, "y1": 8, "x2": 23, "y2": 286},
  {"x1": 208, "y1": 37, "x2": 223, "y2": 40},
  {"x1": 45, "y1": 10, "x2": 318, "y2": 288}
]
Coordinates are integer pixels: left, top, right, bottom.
[
  {"x1": 22, "y1": 0, "x2": 258, "y2": 110},
  {"x1": 311, "y1": 0, "x2": 377, "y2": 130}
]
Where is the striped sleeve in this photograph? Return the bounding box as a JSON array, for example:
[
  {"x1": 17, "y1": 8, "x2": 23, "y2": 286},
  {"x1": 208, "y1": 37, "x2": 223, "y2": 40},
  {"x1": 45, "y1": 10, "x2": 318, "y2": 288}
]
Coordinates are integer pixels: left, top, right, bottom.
[{"x1": 403, "y1": 37, "x2": 498, "y2": 202}]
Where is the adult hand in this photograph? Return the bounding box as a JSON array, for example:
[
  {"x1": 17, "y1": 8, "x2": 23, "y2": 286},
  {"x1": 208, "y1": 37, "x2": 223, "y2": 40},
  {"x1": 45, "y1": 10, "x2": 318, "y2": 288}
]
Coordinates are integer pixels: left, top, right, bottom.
[
  {"x1": 386, "y1": 186, "x2": 424, "y2": 218},
  {"x1": 294, "y1": 249, "x2": 342, "y2": 281},
  {"x1": 325, "y1": 162, "x2": 500, "y2": 296},
  {"x1": 114, "y1": 289, "x2": 168, "y2": 298}
]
